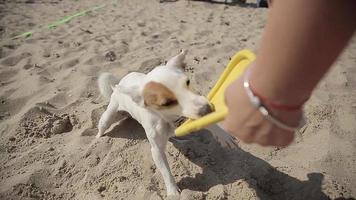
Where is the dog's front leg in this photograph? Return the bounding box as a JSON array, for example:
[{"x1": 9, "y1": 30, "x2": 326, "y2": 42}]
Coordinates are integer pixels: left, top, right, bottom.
[{"x1": 146, "y1": 130, "x2": 180, "y2": 196}]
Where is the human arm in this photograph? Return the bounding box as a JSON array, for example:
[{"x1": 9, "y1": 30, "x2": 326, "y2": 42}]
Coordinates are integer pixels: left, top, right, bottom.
[{"x1": 222, "y1": 0, "x2": 356, "y2": 146}]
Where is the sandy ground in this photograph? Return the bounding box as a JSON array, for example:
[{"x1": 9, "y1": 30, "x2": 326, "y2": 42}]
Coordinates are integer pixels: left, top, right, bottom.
[{"x1": 0, "y1": 0, "x2": 355, "y2": 199}]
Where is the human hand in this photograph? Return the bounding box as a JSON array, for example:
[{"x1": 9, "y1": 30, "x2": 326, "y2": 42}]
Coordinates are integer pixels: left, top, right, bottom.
[{"x1": 221, "y1": 75, "x2": 304, "y2": 147}]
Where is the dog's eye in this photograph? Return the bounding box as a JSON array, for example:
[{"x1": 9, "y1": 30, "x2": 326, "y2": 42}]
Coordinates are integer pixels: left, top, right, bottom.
[
  {"x1": 161, "y1": 99, "x2": 178, "y2": 106},
  {"x1": 186, "y1": 79, "x2": 190, "y2": 86},
  {"x1": 161, "y1": 99, "x2": 178, "y2": 107}
]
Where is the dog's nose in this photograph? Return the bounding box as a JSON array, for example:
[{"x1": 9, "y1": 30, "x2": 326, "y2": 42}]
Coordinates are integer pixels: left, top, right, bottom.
[{"x1": 198, "y1": 104, "x2": 213, "y2": 116}]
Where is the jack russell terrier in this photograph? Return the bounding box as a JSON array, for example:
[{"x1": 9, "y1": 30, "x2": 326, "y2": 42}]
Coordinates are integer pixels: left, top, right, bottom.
[{"x1": 96, "y1": 50, "x2": 237, "y2": 196}]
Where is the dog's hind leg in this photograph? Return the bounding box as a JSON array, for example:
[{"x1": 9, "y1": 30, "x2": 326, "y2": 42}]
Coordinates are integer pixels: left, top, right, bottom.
[
  {"x1": 146, "y1": 129, "x2": 180, "y2": 196},
  {"x1": 97, "y1": 99, "x2": 119, "y2": 138}
]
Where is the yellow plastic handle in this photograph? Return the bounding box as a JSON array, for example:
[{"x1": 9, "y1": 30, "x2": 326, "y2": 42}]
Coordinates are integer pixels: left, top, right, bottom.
[{"x1": 174, "y1": 50, "x2": 256, "y2": 136}]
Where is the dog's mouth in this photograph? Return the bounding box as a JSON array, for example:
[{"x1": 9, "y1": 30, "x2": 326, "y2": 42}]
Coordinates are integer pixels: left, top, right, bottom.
[
  {"x1": 174, "y1": 116, "x2": 187, "y2": 127},
  {"x1": 198, "y1": 103, "x2": 215, "y2": 117},
  {"x1": 173, "y1": 103, "x2": 215, "y2": 128}
]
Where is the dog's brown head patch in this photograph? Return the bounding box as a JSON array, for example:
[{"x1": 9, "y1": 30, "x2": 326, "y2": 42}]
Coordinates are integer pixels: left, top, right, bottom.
[{"x1": 143, "y1": 81, "x2": 178, "y2": 109}]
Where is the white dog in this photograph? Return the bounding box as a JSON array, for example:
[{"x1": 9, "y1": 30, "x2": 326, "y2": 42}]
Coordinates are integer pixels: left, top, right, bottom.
[{"x1": 96, "y1": 50, "x2": 237, "y2": 196}]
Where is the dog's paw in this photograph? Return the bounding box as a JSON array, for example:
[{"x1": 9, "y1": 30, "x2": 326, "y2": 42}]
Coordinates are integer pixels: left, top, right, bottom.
[
  {"x1": 167, "y1": 187, "x2": 180, "y2": 197},
  {"x1": 95, "y1": 133, "x2": 103, "y2": 138}
]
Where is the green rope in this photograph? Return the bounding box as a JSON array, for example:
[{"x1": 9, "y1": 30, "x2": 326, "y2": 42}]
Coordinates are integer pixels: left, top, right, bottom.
[
  {"x1": 47, "y1": 4, "x2": 106, "y2": 29},
  {"x1": 12, "y1": 3, "x2": 108, "y2": 40},
  {"x1": 112, "y1": 0, "x2": 118, "y2": 6},
  {"x1": 12, "y1": 31, "x2": 33, "y2": 39}
]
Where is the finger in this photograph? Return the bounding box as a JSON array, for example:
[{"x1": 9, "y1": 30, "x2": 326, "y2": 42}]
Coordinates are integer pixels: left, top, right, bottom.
[
  {"x1": 242, "y1": 110, "x2": 267, "y2": 144},
  {"x1": 273, "y1": 128, "x2": 295, "y2": 147},
  {"x1": 222, "y1": 79, "x2": 267, "y2": 144},
  {"x1": 221, "y1": 117, "x2": 239, "y2": 136},
  {"x1": 253, "y1": 121, "x2": 274, "y2": 146},
  {"x1": 238, "y1": 133, "x2": 254, "y2": 144},
  {"x1": 222, "y1": 121, "x2": 254, "y2": 144}
]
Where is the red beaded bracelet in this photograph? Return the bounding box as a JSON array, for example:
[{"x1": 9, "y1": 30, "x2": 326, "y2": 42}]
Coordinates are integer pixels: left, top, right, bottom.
[
  {"x1": 243, "y1": 69, "x2": 306, "y2": 132},
  {"x1": 248, "y1": 81, "x2": 305, "y2": 112}
]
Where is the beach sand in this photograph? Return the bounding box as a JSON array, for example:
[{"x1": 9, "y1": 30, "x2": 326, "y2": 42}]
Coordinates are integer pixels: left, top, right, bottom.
[{"x1": 0, "y1": 0, "x2": 355, "y2": 199}]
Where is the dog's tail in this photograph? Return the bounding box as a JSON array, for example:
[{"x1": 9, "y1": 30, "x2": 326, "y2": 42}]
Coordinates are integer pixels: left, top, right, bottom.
[{"x1": 98, "y1": 72, "x2": 120, "y2": 99}]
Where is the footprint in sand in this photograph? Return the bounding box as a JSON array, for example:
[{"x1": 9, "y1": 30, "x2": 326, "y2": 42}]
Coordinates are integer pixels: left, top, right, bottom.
[
  {"x1": 79, "y1": 64, "x2": 101, "y2": 76},
  {"x1": 83, "y1": 55, "x2": 106, "y2": 66},
  {"x1": 145, "y1": 30, "x2": 172, "y2": 45},
  {"x1": 0, "y1": 69, "x2": 19, "y2": 82},
  {"x1": 0, "y1": 95, "x2": 28, "y2": 121},
  {"x1": 136, "y1": 58, "x2": 163, "y2": 74},
  {"x1": 195, "y1": 30, "x2": 213, "y2": 39},
  {"x1": 46, "y1": 92, "x2": 70, "y2": 109},
  {"x1": 207, "y1": 12, "x2": 214, "y2": 23},
  {"x1": 37, "y1": 69, "x2": 55, "y2": 84},
  {"x1": 1, "y1": 52, "x2": 32, "y2": 67},
  {"x1": 38, "y1": 76, "x2": 55, "y2": 84},
  {"x1": 59, "y1": 58, "x2": 79, "y2": 70},
  {"x1": 0, "y1": 44, "x2": 20, "y2": 59}
]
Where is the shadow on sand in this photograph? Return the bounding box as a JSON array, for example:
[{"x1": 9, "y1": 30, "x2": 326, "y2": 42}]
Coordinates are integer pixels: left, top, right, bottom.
[
  {"x1": 170, "y1": 129, "x2": 353, "y2": 200},
  {"x1": 90, "y1": 116, "x2": 353, "y2": 200}
]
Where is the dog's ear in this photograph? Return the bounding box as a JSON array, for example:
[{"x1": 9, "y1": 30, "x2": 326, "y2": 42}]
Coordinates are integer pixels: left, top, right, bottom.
[
  {"x1": 142, "y1": 81, "x2": 178, "y2": 109},
  {"x1": 166, "y1": 49, "x2": 187, "y2": 69},
  {"x1": 118, "y1": 85, "x2": 143, "y2": 105}
]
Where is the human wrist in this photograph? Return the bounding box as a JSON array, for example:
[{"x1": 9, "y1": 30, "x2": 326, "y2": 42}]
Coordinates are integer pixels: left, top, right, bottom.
[
  {"x1": 243, "y1": 68, "x2": 305, "y2": 131},
  {"x1": 269, "y1": 107, "x2": 304, "y2": 129},
  {"x1": 248, "y1": 63, "x2": 310, "y2": 107}
]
